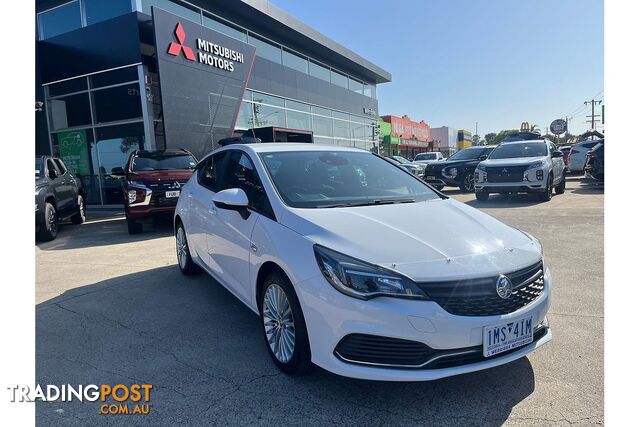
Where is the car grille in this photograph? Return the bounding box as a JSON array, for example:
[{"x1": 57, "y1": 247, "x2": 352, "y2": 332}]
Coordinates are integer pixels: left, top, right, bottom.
[
  {"x1": 334, "y1": 326, "x2": 549, "y2": 369},
  {"x1": 147, "y1": 180, "x2": 188, "y2": 207},
  {"x1": 417, "y1": 261, "x2": 544, "y2": 316},
  {"x1": 486, "y1": 165, "x2": 529, "y2": 182}
]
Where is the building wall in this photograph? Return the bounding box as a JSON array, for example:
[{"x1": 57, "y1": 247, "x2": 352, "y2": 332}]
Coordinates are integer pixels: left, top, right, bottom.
[{"x1": 457, "y1": 129, "x2": 473, "y2": 149}]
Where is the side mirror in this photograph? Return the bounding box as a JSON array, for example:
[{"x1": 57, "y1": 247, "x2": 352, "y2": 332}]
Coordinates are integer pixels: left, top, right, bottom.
[
  {"x1": 478, "y1": 155, "x2": 488, "y2": 161},
  {"x1": 212, "y1": 188, "x2": 250, "y2": 218},
  {"x1": 551, "y1": 151, "x2": 563, "y2": 158},
  {"x1": 111, "y1": 167, "x2": 126, "y2": 177}
]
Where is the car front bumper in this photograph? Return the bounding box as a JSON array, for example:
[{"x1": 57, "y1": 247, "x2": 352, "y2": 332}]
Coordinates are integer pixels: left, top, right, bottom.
[
  {"x1": 475, "y1": 181, "x2": 546, "y2": 193},
  {"x1": 295, "y1": 267, "x2": 552, "y2": 381}
]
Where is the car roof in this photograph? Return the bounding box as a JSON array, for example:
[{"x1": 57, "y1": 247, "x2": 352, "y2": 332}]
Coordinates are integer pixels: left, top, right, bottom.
[
  {"x1": 500, "y1": 139, "x2": 546, "y2": 145},
  {"x1": 135, "y1": 149, "x2": 192, "y2": 157},
  {"x1": 232, "y1": 143, "x2": 369, "y2": 154}
]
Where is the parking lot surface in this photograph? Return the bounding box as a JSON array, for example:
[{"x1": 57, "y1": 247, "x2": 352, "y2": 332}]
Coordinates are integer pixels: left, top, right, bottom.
[{"x1": 36, "y1": 177, "x2": 603, "y2": 425}]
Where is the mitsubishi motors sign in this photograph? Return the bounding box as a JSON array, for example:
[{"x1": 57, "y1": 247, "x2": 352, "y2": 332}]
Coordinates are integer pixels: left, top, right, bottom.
[
  {"x1": 151, "y1": 7, "x2": 256, "y2": 158},
  {"x1": 166, "y1": 21, "x2": 247, "y2": 72},
  {"x1": 153, "y1": 7, "x2": 255, "y2": 80}
]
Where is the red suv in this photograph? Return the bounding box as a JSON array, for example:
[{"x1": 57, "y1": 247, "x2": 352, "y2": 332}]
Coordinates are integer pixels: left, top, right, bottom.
[{"x1": 112, "y1": 149, "x2": 197, "y2": 234}]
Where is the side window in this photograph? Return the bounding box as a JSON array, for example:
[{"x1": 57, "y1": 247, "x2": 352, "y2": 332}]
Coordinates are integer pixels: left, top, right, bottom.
[
  {"x1": 53, "y1": 159, "x2": 67, "y2": 175},
  {"x1": 197, "y1": 152, "x2": 226, "y2": 192},
  {"x1": 221, "y1": 151, "x2": 275, "y2": 220},
  {"x1": 46, "y1": 159, "x2": 59, "y2": 180}
]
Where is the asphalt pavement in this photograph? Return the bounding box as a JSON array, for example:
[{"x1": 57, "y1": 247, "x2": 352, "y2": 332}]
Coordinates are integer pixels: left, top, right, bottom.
[{"x1": 35, "y1": 176, "x2": 604, "y2": 426}]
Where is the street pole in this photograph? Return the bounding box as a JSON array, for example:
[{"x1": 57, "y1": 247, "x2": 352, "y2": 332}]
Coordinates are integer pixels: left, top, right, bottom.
[{"x1": 584, "y1": 99, "x2": 602, "y2": 131}]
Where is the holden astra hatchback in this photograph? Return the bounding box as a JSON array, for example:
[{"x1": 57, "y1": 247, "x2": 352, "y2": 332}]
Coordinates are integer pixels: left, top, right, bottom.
[{"x1": 174, "y1": 143, "x2": 551, "y2": 381}]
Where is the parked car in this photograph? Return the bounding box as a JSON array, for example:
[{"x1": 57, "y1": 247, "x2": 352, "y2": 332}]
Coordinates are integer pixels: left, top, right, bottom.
[
  {"x1": 112, "y1": 149, "x2": 197, "y2": 234},
  {"x1": 413, "y1": 151, "x2": 444, "y2": 164},
  {"x1": 559, "y1": 145, "x2": 572, "y2": 166},
  {"x1": 584, "y1": 142, "x2": 604, "y2": 181},
  {"x1": 423, "y1": 145, "x2": 496, "y2": 192},
  {"x1": 35, "y1": 156, "x2": 86, "y2": 241},
  {"x1": 387, "y1": 155, "x2": 426, "y2": 178},
  {"x1": 474, "y1": 139, "x2": 565, "y2": 202},
  {"x1": 567, "y1": 140, "x2": 602, "y2": 173},
  {"x1": 174, "y1": 143, "x2": 551, "y2": 380}
]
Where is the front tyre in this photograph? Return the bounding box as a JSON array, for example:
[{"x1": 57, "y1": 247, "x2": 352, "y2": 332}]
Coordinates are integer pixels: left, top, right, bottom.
[
  {"x1": 459, "y1": 172, "x2": 475, "y2": 193},
  {"x1": 538, "y1": 174, "x2": 553, "y2": 202},
  {"x1": 70, "y1": 195, "x2": 86, "y2": 224},
  {"x1": 175, "y1": 223, "x2": 201, "y2": 275},
  {"x1": 261, "y1": 271, "x2": 312, "y2": 375},
  {"x1": 475, "y1": 190, "x2": 489, "y2": 201},
  {"x1": 555, "y1": 172, "x2": 566, "y2": 194},
  {"x1": 37, "y1": 202, "x2": 58, "y2": 241},
  {"x1": 126, "y1": 217, "x2": 143, "y2": 234}
]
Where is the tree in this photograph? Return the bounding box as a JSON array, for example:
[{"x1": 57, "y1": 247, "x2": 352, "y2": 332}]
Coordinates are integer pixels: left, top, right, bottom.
[
  {"x1": 484, "y1": 133, "x2": 497, "y2": 144},
  {"x1": 486, "y1": 129, "x2": 519, "y2": 145}
]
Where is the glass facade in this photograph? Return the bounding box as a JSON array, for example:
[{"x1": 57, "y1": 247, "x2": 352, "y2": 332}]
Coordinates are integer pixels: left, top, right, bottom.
[
  {"x1": 37, "y1": 0, "x2": 384, "y2": 205},
  {"x1": 236, "y1": 90, "x2": 378, "y2": 151},
  {"x1": 39, "y1": 0, "x2": 377, "y2": 97},
  {"x1": 44, "y1": 66, "x2": 144, "y2": 205},
  {"x1": 38, "y1": 1, "x2": 82, "y2": 39}
]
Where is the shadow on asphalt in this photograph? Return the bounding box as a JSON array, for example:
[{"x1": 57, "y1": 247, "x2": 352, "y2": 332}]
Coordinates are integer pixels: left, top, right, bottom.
[
  {"x1": 37, "y1": 264, "x2": 535, "y2": 424},
  {"x1": 36, "y1": 216, "x2": 174, "y2": 251}
]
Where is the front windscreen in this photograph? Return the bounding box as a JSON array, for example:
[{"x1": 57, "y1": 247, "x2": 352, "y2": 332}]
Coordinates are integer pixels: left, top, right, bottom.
[
  {"x1": 489, "y1": 143, "x2": 548, "y2": 159},
  {"x1": 132, "y1": 154, "x2": 197, "y2": 171},
  {"x1": 260, "y1": 151, "x2": 440, "y2": 208},
  {"x1": 448, "y1": 147, "x2": 491, "y2": 161},
  {"x1": 415, "y1": 153, "x2": 438, "y2": 160}
]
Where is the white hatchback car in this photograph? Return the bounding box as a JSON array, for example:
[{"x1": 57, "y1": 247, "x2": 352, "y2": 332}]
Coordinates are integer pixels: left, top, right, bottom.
[
  {"x1": 567, "y1": 140, "x2": 602, "y2": 173},
  {"x1": 174, "y1": 143, "x2": 551, "y2": 381}
]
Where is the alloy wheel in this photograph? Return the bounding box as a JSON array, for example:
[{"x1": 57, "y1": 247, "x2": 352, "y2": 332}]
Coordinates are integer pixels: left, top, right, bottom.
[
  {"x1": 78, "y1": 196, "x2": 85, "y2": 221},
  {"x1": 464, "y1": 173, "x2": 474, "y2": 192},
  {"x1": 262, "y1": 284, "x2": 295, "y2": 363},
  {"x1": 176, "y1": 227, "x2": 188, "y2": 269},
  {"x1": 48, "y1": 207, "x2": 57, "y2": 234}
]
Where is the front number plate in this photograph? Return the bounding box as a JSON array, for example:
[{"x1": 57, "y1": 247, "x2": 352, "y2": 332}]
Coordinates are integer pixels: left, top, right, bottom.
[
  {"x1": 483, "y1": 315, "x2": 534, "y2": 357},
  {"x1": 165, "y1": 191, "x2": 180, "y2": 198},
  {"x1": 426, "y1": 176, "x2": 436, "y2": 181}
]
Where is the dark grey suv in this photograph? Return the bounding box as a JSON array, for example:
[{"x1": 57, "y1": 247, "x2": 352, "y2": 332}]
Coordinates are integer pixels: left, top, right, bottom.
[{"x1": 35, "y1": 156, "x2": 85, "y2": 241}]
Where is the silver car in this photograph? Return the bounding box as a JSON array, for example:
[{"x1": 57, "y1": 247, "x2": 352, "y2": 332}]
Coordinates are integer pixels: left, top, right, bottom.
[{"x1": 474, "y1": 139, "x2": 566, "y2": 202}]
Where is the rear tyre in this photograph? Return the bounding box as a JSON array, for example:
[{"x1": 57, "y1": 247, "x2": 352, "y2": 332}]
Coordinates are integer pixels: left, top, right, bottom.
[
  {"x1": 459, "y1": 172, "x2": 475, "y2": 193},
  {"x1": 260, "y1": 271, "x2": 312, "y2": 375},
  {"x1": 126, "y1": 217, "x2": 143, "y2": 234},
  {"x1": 175, "y1": 223, "x2": 201, "y2": 275},
  {"x1": 70, "y1": 195, "x2": 86, "y2": 224},
  {"x1": 37, "y1": 202, "x2": 58, "y2": 242},
  {"x1": 475, "y1": 191, "x2": 489, "y2": 201},
  {"x1": 555, "y1": 172, "x2": 566, "y2": 194},
  {"x1": 538, "y1": 174, "x2": 553, "y2": 202}
]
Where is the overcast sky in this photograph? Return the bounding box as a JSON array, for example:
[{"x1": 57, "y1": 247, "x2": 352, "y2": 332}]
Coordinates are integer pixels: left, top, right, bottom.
[{"x1": 271, "y1": 0, "x2": 604, "y2": 136}]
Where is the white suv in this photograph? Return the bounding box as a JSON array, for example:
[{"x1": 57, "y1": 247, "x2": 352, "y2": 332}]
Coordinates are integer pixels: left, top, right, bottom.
[
  {"x1": 474, "y1": 139, "x2": 566, "y2": 202},
  {"x1": 174, "y1": 143, "x2": 551, "y2": 381}
]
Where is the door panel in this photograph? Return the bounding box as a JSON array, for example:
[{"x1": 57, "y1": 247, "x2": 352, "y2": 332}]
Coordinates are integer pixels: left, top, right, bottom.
[{"x1": 206, "y1": 150, "x2": 274, "y2": 303}]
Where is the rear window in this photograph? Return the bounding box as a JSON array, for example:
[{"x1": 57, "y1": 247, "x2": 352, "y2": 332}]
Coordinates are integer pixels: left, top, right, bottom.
[{"x1": 132, "y1": 154, "x2": 197, "y2": 171}]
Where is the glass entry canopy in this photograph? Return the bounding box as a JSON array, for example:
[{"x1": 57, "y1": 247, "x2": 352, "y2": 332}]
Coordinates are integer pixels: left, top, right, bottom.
[{"x1": 45, "y1": 66, "x2": 148, "y2": 205}]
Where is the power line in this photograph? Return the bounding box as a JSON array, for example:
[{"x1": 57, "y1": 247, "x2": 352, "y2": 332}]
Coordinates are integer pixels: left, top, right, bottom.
[{"x1": 584, "y1": 98, "x2": 603, "y2": 130}]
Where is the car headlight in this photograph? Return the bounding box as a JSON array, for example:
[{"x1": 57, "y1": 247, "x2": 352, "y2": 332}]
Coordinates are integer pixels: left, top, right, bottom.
[
  {"x1": 527, "y1": 161, "x2": 544, "y2": 169},
  {"x1": 444, "y1": 167, "x2": 458, "y2": 177},
  {"x1": 314, "y1": 245, "x2": 428, "y2": 300}
]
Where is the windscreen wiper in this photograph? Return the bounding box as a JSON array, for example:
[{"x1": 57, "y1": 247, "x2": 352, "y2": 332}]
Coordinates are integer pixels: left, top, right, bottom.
[{"x1": 319, "y1": 198, "x2": 415, "y2": 208}]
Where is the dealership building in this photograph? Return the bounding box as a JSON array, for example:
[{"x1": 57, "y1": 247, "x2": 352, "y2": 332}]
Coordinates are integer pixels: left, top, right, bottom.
[{"x1": 36, "y1": 0, "x2": 391, "y2": 205}]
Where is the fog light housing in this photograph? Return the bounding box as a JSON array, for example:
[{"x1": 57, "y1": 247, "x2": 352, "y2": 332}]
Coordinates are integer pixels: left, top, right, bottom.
[{"x1": 536, "y1": 170, "x2": 544, "y2": 180}]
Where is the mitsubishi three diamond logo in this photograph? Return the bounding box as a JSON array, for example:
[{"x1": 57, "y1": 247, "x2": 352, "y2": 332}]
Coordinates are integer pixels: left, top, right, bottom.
[{"x1": 167, "y1": 22, "x2": 195, "y2": 61}]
